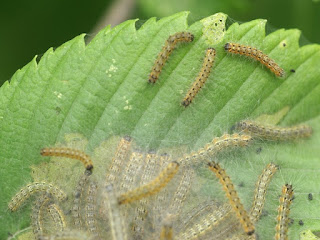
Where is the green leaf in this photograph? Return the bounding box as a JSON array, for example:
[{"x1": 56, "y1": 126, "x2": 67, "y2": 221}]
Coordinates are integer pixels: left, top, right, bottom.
[{"x1": 1, "y1": 12, "x2": 320, "y2": 239}]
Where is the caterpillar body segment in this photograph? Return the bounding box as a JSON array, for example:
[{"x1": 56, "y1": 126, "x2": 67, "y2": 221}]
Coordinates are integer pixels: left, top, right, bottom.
[
  {"x1": 181, "y1": 133, "x2": 252, "y2": 164},
  {"x1": 8, "y1": 182, "x2": 66, "y2": 212},
  {"x1": 208, "y1": 162, "x2": 255, "y2": 235},
  {"x1": 47, "y1": 203, "x2": 67, "y2": 231},
  {"x1": 31, "y1": 194, "x2": 50, "y2": 239},
  {"x1": 106, "y1": 136, "x2": 132, "y2": 187},
  {"x1": 250, "y1": 163, "x2": 278, "y2": 223},
  {"x1": 72, "y1": 170, "x2": 91, "y2": 229},
  {"x1": 103, "y1": 184, "x2": 128, "y2": 240},
  {"x1": 85, "y1": 181, "x2": 99, "y2": 236},
  {"x1": 235, "y1": 120, "x2": 312, "y2": 141},
  {"x1": 120, "y1": 151, "x2": 145, "y2": 193},
  {"x1": 149, "y1": 32, "x2": 194, "y2": 84},
  {"x1": 167, "y1": 167, "x2": 194, "y2": 216},
  {"x1": 41, "y1": 147, "x2": 93, "y2": 171},
  {"x1": 275, "y1": 184, "x2": 294, "y2": 240},
  {"x1": 224, "y1": 42, "x2": 285, "y2": 77},
  {"x1": 118, "y1": 162, "x2": 179, "y2": 205},
  {"x1": 176, "y1": 203, "x2": 231, "y2": 239},
  {"x1": 181, "y1": 48, "x2": 216, "y2": 107}
]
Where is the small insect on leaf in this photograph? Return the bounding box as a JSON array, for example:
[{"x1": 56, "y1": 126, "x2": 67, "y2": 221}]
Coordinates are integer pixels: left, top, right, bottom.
[
  {"x1": 85, "y1": 182, "x2": 99, "y2": 235},
  {"x1": 41, "y1": 147, "x2": 94, "y2": 171},
  {"x1": 149, "y1": 32, "x2": 194, "y2": 83},
  {"x1": 275, "y1": 184, "x2": 294, "y2": 240},
  {"x1": 224, "y1": 42, "x2": 285, "y2": 77},
  {"x1": 8, "y1": 182, "x2": 66, "y2": 212},
  {"x1": 118, "y1": 161, "x2": 179, "y2": 205},
  {"x1": 106, "y1": 136, "x2": 132, "y2": 184},
  {"x1": 47, "y1": 203, "x2": 67, "y2": 231},
  {"x1": 208, "y1": 162, "x2": 255, "y2": 235},
  {"x1": 176, "y1": 202, "x2": 232, "y2": 239},
  {"x1": 181, "y1": 48, "x2": 216, "y2": 107},
  {"x1": 235, "y1": 120, "x2": 312, "y2": 141},
  {"x1": 72, "y1": 170, "x2": 92, "y2": 229},
  {"x1": 250, "y1": 163, "x2": 278, "y2": 223},
  {"x1": 31, "y1": 194, "x2": 50, "y2": 239},
  {"x1": 182, "y1": 133, "x2": 252, "y2": 163}
]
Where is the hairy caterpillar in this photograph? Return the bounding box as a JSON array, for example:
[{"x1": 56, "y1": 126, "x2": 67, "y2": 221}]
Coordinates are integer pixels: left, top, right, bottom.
[
  {"x1": 40, "y1": 147, "x2": 93, "y2": 171},
  {"x1": 120, "y1": 151, "x2": 145, "y2": 193},
  {"x1": 72, "y1": 170, "x2": 92, "y2": 229},
  {"x1": 47, "y1": 203, "x2": 67, "y2": 232},
  {"x1": 206, "y1": 133, "x2": 252, "y2": 152},
  {"x1": 103, "y1": 184, "x2": 128, "y2": 240},
  {"x1": 106, "y1": 136, "x2": 132, "y2": 185},
  {"x1": 167, "y1": 167, "x2": 194, "y2": 216},
  {"x1": 182, "y1": 133, "x2": 252, "y2": 163},
  {"x1": 85, "y1": 182, "x2": 99, "y2": 236},
  {"x1": 132, "y1": 152, "x2": 159, "y2": 238},
  {"x1": 149, "y1": 32, "x2": 194, "y2": 83},
  {"x1": 139, "y1": 151, "x2": 159, "y2": 185},
  {"x1": 118, "y1": 161, "x2": 179, "y2": 205},
  {"x1": 275, "y1": 184, "x2": 294, "y2": 240},
  {"x1": 8, "y1": 182, "x2": 66, "y2": 212},
  {"x1": 181, "y1": 48, "x2": 216, "y2": 107},
  {"x1": 224, "y1": 42, "x2": 285, "y2": 77},
  {"x1": 31, "y1": 194, "x2": 50, "y2": 239},
  {"x1": 152, "y1": 154, "x2": 173, "y2": 228},
  {"x1": 208, "y1": 162, "x2": 255, "y2": 235},
  {"x1": 250, "y1": 163, "x2": 278, "y2": 223},
  {"x1": 176, "y1": 203, "x2": 232, "y2": 239},
  {"x1": 235, "y1": 120, "x2": 312, "y2": 141}
]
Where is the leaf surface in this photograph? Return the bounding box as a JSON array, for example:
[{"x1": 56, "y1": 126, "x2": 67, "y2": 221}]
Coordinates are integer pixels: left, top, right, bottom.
[{"x1": 1, "y1": 12, "x2": 320, "y2": 239}]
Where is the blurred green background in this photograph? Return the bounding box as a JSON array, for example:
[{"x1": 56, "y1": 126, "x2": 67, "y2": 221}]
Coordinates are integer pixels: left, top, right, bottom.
[{"x1": 1, "y1": 0, "x2": 319, "y2": 85}]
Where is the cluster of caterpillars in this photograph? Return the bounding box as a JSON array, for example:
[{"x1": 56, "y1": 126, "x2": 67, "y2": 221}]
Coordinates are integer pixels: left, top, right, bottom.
[
  {"x1": 8, "y1": 118, "x2": 311, "y2": 239},
  {"x1": 8, "y1": 29, "x2": 312, "y2": 239},
  {"x1": 148, "y1": 32, "x2": 287, "y2": 107}
]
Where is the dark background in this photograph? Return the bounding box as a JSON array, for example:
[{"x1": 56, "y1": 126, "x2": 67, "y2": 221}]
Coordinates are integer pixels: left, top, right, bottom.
[{"x1": 1, "y1": 0, "x2": 319, "y2": 85}]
